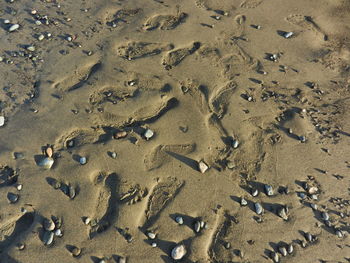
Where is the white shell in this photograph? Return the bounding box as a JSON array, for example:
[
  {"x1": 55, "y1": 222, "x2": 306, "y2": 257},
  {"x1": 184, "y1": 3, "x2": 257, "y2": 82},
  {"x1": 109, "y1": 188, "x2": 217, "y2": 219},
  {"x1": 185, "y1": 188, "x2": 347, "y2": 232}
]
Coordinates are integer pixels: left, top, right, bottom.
[{"x1": 171, "y1": 244, "x2": 186, "y2": 260}]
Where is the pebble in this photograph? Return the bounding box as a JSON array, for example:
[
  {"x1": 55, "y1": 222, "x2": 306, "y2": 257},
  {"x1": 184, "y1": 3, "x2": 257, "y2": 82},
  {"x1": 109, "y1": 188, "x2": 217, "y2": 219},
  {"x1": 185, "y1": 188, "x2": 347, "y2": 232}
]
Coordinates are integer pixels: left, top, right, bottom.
[
  {"x1": 232, "y1": 139, "x2": 239, "y2": 149},
  {"x1": 7, "y1": 192, "x2": 19, "y2": 203},
  {"x1": 79, "y1": 156, "x2": 87, "y2": 165},
  {"x1": 68, "y1": 185, "x2": 76, "y2": 199},
  {"x1": 305, "y1": 232, "x2": 313, "y2": 242},
  {"x1": 171, "y1": 244, "x2": 186, "y2": 260},
  {"x1": 287, "y1": 243, "x2": 293, "y2": 254},
  {"x1": 70, "y1": 246, "x2": 81, "y2": 257},
  {"x1": 43, "y1": 230, "x2": 54, "y2": 246},
  {"x1": 43, "y1": 219, "x2": 55, "y2": 231},
  {"x1": 299, "y1": 135, "x2": 306, "y2": 142},
  {"x1": 255, "y1": 202, "x2": 263, "y2": 215},
  {"x1": 144, "y1": 129, "x2": 154, "y2": 140},
  {"x1": 16, "y1": 184, "x2": 22, "y2": 191},
  {"x1": 198, "y1": 160, "x2": 209, "y2": 173},
  {"x1": 151, "y1": 242, "x2": 157, "y2": 247},
  {"x1": 335, "y1": 230, "x2": 343, "y2": 238},
  {"x1": 26, "y1": 45, "x2": 35, "y2": 52},
  {"x1": 0, "y1": 116, "x2": 5, "y2": 127},
  {"x1": 114, "y1": 131, "x2": 127, "y2": 139},
  {"x1": 175, "y1": 216, "x2": 184, "y2": 225},
  {"x1": 37, "y1": 157, "x2": 54, "y2": 169},
  {"x1": 308, "y1": 186, "x2": 318, "y2": 195},
  {"x1": 17, "y1": 243, "x2": 25, "y2": 250},
  {"x1": 38, "y1": 34, "x2": 45, "y2": 41},
  {"x1": 110, "y1": 152, "x2": 117, "y2": 159},
  {"x1": 8, "y1": 23, "x2": 20, "y2": 32},
  {"x1": 271, "y1": 251, "x2": 279, "y2": 263},
  {"x1": 226, "y1": 161, "x2": 235, "y2": 169},
  {"x1": 4, "y1": 19, "x2": 10, "y2": 24},
  {"x1": 264, "y1": 184, "x2": 273, "y2": 196},
  {"x1": 147, "y1": 232, "x2": 156, "y2": 239},
  {"x1": 310, "y1": 203, "x2": 318, "y2": 210},
  {"x1": 83, "y1": 217, "x2": 91, "y2": 225},
  {"x1": 54, "y1": 228, "x2": 63, "y2": 237},
  {"x1": 118, "y1": 257, "x2": 127, "y2": 263}
]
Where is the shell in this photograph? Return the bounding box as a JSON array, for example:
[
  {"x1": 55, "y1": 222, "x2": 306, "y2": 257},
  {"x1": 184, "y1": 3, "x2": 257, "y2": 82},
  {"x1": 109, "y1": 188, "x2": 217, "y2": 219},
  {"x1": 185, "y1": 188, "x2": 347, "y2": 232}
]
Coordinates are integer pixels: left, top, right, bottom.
[
  {"x1": 79, "y1": 157, "x2": 87, "y2": 165},
  {"x1": 43, "y1": 231, "x2": 54, "y2": 246},
  {"x1": 0, "y1": 116, "x2": 5, "y2": 127},
  {"x1": 171, "y1": 244, "x2": 186, "y2": 260},
  {"x1": 255, "y1": 202, "x2": 263, "y2": 215},
  {"x1": 37, "y1": 156, "x2": 54, "y2": 169}
]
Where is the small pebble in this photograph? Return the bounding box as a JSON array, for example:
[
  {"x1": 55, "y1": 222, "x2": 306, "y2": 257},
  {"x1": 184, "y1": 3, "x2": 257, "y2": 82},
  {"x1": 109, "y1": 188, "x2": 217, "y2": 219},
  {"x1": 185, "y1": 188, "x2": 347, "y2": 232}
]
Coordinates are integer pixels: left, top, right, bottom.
[
  {"x1": 114, "y1": 131, "x2": 127, "y2": 139},
  {"x1": 287, "y1": 243, "x2": 293, "y2": 254},
  {"x1": 151, "y1": 242, "x2": 157, "y2": 247},
  {"x1": 251, "y1": 189, "x2": 259, "y2": 197},
  {"x1": 70, "y1": 246, "x2": 81, "y2": 257},
  {"x1": 198, "y1": 160, "x2": 209, "y2": 173},
  {"x1": 255, "y1": 202, "x2": 263, "y2": 215},
  {"x1": 4, "y1": 19, "x2": 10, "y2": 24},
  {"x1": 147, "y1": 232, "x2": 156, "y2": 239},
  {"x1": 278, "y1": 246, "x2": 287, "y2": 257},
  {"x1": 43, "y1": 230, "x2": 54, "y2": 246},
  {"x1": 232, "y1": 139, "x2": 239, "y2": 149},
  {"x1": 321, "y1": 211, "x2": 329, "y2": 221},
  {"x1": 16, "y1": 184, "x2": 23, "y2": 191},
  {"x1": 335, "y1": 230, "x2": 343, "y2": 238},
  {"x1": 43, "y1": 219, "x2": 55, "y2": 231},
  {"x1": 240, "y1": 197, "x2": 248, "y2": 206},
  {"x1": 54, "y1": 228, "x2": 63, "y2": 237},
  {"x1": 194, "y1": 221, "x2": 201, "y2": 233},
  {"x1": 17, "y1": 243, "x2": 25, "y2": 250},
  {"x1": 83, "y1": 217, "x2": 91, "y2": 225},
  {"x1": 264, "y1": 184, "x2": 273, "y2": 196},
  {"x1": 79, "y1": 157, "x2": 87, "y2": 165},
  {"x1": 38, "y1": 34, "x2": 45, "y2": 41},
  {"x1": 310, "y1": 203, "x2": 318, "y2": 210},
  {"x1": 283, "y1": 32, "x2": 294, "y2": 38},
  {"x1": 26, "y1": 45, "x2": 35, "y2": 52},
  {"x1": 7, "y1": 192, "x2": 19, "y2": 203}
]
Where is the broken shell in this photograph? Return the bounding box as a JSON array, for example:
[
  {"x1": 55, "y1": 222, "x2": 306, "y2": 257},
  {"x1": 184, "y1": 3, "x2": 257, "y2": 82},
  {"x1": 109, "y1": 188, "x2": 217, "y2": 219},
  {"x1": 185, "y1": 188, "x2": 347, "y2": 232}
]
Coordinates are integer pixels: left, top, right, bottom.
[
  {"x1": 198, "y1": 161, "x2": 209, "y2": 173},
  {"x1": 264, "y1": 184, "x2": 273, "y2": 196},
  {"x1": 175, "y1": 216, "x2": 184, "y2": 225},
  {"x1": 171, "y1": 244, "x2": 186, "y2": 260},
  {"x1": 277, "y1": 207, "x2": 288, "y2": 220},
  {"x1": 144, "y1": 129, "x2": 154, "y2": 140},
  {"x1": 278, "y1": 246, "x2": 287, "y2": 257},
  {"x1": 43, "y1": 231, "x2": 54, "y2": 246},
  {"x1": 255, "y1": 202, "x2": 263, "y2": 215},
  {"x1": 45, "y1": 147, "x2": 53, "y2": 158},
  {"x1": 37, "y1": 157, "x2": 54, "y2": 169}
]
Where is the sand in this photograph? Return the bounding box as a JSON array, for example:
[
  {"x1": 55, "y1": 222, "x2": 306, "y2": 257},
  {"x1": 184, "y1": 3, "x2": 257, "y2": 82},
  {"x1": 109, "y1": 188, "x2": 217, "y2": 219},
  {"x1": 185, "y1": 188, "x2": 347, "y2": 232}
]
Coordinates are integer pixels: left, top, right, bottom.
[{"x1": 0, "y1": 0, "x2": 349, "y2": 262}]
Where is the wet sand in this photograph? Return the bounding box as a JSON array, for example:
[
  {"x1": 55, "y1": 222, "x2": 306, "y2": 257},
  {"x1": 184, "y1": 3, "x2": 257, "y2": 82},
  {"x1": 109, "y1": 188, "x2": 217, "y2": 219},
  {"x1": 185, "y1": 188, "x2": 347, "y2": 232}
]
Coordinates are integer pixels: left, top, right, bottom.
[{"x1": 0, "y1": 0, "x2": 349, "y2": 262}]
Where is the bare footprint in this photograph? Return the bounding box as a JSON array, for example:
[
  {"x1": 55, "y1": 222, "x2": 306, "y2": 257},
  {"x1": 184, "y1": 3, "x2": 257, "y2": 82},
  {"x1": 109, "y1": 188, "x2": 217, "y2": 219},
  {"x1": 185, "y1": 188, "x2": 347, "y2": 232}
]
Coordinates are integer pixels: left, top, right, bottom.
[
  {"x1": 117, "y1": 42, "x2": 174, "y2": 60},
  {"x1": 195, "y1": 0, "x2": 236, "y2": 12},
  {"x1": 140, "y1": 177, "x2": 184, "y2": 230},
  {"x1": 118, "y1": 181, "x2": 148, "y2": 205},
  {"x1": 286, "y1": 14, "x2": 328, "y2": 41},
  {"x1": 106, "y1": 8, "x2": 142, "y2": 26},
  {"x1": 162, "y1": 42, "x2": 201, "y2": 69},
  {"x1": 143, "y1": 13, "x2": 187, "y2": 31},
  {"x1": 0, "y1": 165, "x2": 18, "y2": 188},
  {"x1": 56, "y1": 128, "x2": 104, "y2": 149},
  {"x1": 209, "y1": 81, "x2": 237, "y2": 119},
  {"x1": 89, "y1": 86, "x2": 138, "y2": 106},
  {"x1": 144, "y1": 143, "x2": 196, "y2": 170},
  {"x1": 89, "y1": 173, "x2": 119, "y2": 239}
]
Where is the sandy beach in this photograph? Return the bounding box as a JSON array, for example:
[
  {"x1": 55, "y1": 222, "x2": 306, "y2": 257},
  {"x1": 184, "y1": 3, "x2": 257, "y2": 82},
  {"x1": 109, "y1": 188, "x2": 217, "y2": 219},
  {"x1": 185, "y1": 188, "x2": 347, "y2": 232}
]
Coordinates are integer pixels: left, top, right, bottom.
[{"x1": 0, "y1": 0, "x2": 349, "y2": 262}]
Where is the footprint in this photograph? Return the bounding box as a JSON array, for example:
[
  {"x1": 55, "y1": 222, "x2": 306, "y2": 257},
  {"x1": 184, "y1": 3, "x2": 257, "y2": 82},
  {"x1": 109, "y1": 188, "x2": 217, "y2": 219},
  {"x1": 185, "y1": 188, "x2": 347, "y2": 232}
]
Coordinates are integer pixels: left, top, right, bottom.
[
  {"x1": 118, "y1": 181, "x2": 148, "y2": 205},
  {"x1": 89, "y1": 173, "x2": 119, "y2": 239},
  {"x1": 0, "y1": 165, "x2": 18, "y2": 188},
  {"x1": 286, "y1": 14, "x2": 328, "y2": 40},
  {"x1": 56, "y1": 128, "x2": 104, "y2": 149},
  {"x1": 195, "y1": 0, "x2": 236, "y2": 12},
  {"x1": 180, "y1": 79, "x2": 210, "y2": 114},
  {"x1": 162, "y1": 42, "x2": 201, "y2": 69},
  {"x1": 0, "y1": 210, "x2": 35, "y2": 251},
  {"x1": 106, "y1": 8, "x2": 142, "y2": 26},
  {"x1": 141, "y1": 177, "x2": 184, "y2": 230},
  {"x1": 94, "y1": 96, "x2": 178, "y2": 127},
  {"x1": 143, "y1": 13, "x2": 187, "y2": 31},
  {"x1": 117, "y1": 42, "x2": 174, "y2": 60},
  {"x1": 89, "y1": 86, "x2": 138, "y2": 106},
  {"x1": 209, "y1": 81, "x2": 237, "y2": 119},
  {"x1": 53, "y1": 62, "x2": 102, "y2": 93},
  {"x1": 144, "y1": 143, "x2": 196, "y2": 171},
  {"x1": 240, "y1": 0, "x2": 263, "y2": 8}
]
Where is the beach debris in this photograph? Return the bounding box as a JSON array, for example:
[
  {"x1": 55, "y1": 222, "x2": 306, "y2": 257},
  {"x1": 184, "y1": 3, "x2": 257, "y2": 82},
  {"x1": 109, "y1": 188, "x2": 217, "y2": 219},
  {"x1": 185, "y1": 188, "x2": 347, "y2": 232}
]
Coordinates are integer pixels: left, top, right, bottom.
[
  {"x1": 0, "y1": 116, "x2": 5, "y2": 127},
  {"x1": 198, "y1": 160, "x2": 209, "y2": 173},
  {"x1": 7, "y1": 192, "x2": 19, "y2": 203},
  {"x1": 254, "y1": 202, "x2": 263, "y2": 215},
  {"x1": 175, "y1": 216, "x2": 184, "y2": 225},
  {"x1": 114, "y1": 131, "x2": 127, "y2": 139},
  {"x1": 144, "y1": 129, "x2": 154, "y2": 140},
  {"x1": 171, "y1": 244, "x2": 186, "y2": 260},
  {"x1": 8, "y1": 23, "x2": 20, "y2": 32},
  {"x1": 264, "y1": 184, "x2": 274, "y2": 196},
  {"x1": 79, "y1": 156, "x2": 87, "y2": 165}
]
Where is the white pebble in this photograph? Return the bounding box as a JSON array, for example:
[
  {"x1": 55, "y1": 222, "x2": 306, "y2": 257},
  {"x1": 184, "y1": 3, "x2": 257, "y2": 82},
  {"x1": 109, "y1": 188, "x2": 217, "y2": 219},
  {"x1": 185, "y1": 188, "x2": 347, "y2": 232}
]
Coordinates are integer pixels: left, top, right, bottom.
[
  {"x1": 0, "y1": 116, "x2": 5, "y2": 127},
  {"x1": 175, "y1": 216, "x2": 184, "y2": 225},
  {"x1": 144, "y1": 129, "x2": 154, "y2": 140},
  {"x1": 171, "y1": 244, "x2": 186, "y2": 260},
  {"x1": 8, "y1": 24, "x2": 20, "y2": 32},
  {"x1": 198, "y1": 160, "x2": 209, "y2": 173},
  {"x1": 284, "y1": 32, "x2": 294, "y2": 38}
]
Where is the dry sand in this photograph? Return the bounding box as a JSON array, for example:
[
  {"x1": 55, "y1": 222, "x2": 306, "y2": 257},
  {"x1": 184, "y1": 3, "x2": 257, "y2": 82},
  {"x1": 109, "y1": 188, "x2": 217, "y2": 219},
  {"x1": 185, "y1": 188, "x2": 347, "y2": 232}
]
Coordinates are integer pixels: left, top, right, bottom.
[{"x1": 0, "y1": 0, "x2": 350, "y2": 262}]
